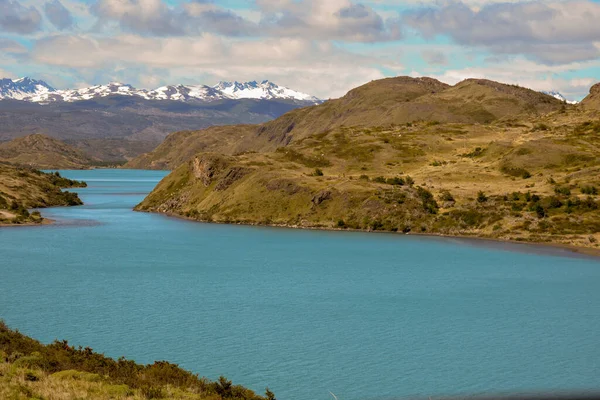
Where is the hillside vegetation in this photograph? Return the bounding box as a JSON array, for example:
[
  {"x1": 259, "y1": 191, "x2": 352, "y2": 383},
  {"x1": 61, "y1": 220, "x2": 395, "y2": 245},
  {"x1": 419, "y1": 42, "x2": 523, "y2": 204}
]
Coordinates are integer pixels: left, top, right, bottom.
[
  {"x1": 134, "y1": 77, "x2": 600, "y2": 251},
  {"x1": 0, "y1": 134, "x2": 94, "y2": 169},
  {"x1": 0, "y1": 321, "x2": 273, "y2": 400},
  {"x1": 126, "y1": 77, "x2": 566, "y2": 169},
  {"x1": 0, "y1": 164, "x2": 85, "y2": 225}
]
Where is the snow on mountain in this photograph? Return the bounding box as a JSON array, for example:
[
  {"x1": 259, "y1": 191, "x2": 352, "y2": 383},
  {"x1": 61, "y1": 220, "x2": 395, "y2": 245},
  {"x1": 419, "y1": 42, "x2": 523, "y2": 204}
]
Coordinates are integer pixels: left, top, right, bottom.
[
  {"x1": 542, "y1": 90, "x2": 579, "y2": 105},
  {"x1": 213, "y1": 80, "x2": 320, "y2": 102},
  {"x1": 0, "y1": 77, "x2": 321, "y2": 104},
  {"x1": 0, "y1": 77, "x2": 55, "y2": 101}
]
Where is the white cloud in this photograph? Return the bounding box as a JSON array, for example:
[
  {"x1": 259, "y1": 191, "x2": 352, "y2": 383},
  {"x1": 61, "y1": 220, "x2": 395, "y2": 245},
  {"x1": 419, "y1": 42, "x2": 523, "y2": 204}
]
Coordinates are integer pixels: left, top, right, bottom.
[
  {"x1": 404, "y1": 0, "x2": 600, "y2": 64},
  {"x1": 30, "y1": 33, "x2": 403, "y2": 97}
]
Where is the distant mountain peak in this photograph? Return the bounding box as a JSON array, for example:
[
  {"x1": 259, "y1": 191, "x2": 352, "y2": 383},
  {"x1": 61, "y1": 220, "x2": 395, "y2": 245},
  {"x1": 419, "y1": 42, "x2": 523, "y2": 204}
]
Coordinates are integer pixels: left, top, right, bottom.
[
  {"x1": 0, "y1": 78, "x2": 321, "y2": 104},
  {"x1": 541, "y1": 90, "x2": 579, "y2": 105},
  {"x1": 0, "y1": 77, "x2": 55, "y2": 101}
]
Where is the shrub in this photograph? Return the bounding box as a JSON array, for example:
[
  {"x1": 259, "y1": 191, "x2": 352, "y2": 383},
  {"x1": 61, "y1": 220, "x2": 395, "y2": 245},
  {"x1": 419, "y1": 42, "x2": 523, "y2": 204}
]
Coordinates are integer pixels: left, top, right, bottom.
[
  {"x1": 141, "y1": 386, "x2": 164, "y2": 399},
  {"x1": 359, "y1": 175, "x2": 369, "y2": 181},
  {"x1": 373, "y1": 176, "x2": 386, "y2": 183},
  {"x1": 386, "y1": 177, "x2": 405, "y2": 186},
  {"x1": 535, "y1": 204, "x2": 546, "y2": 219},
  {"x1": 417, "y1": 187, "x2": 439, "y2": 214},
  {"x1": 500, "y1": 165, "x2": 532, "y2": 179},
  {"x1": 554, "y1": 186, "x2": 571, "y2": 196},
  {"x1": 477, "y1": 191, "x2": 488, "y2": 203},
  {"x1": 405, "y1": 176, "x2": 415, "y2": 185},
  {"x1": 439, "y1": 190, "x2": 455, "y2": 202},
  {"x1": 313, "y1": 168, "x2": 324, "y2": 176},
  {"x1": 581, "y1": 185, "x2": 598, "y2": 195}
]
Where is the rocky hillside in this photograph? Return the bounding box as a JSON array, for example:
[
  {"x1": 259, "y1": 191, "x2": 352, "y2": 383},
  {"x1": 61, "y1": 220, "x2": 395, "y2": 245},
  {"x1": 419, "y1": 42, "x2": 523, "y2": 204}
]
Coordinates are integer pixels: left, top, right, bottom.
[
  {"x1": 0, "y1": 134, "x2": 93, "y2": 169},
  {"x1": 135, "y1": 77, "x2": 600, "y2": 252},
  {"x1": 0, "y1": 164, "x2": 85, "y2": 225},
  {"x1": 127, "y1": 77, "x2": 566, "y2": 170}
]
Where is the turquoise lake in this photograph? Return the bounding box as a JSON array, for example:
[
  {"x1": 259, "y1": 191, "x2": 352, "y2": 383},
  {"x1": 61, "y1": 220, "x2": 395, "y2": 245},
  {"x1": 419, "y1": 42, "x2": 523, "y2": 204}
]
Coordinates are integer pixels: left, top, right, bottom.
[{"x1": 1, "y1": 169, "x2": 600, "y2": 400}]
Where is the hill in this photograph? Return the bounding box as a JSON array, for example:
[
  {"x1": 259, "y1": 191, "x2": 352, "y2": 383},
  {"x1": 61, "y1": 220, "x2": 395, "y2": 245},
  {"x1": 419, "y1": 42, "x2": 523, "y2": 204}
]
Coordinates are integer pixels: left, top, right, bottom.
[
  {"x1": 134, "y1": 78, "x2": 600, "y2": 252},
  {"x1": 126, "y1": 77, "x2": 566, "y2": 169},
  {"x1": 0, "y1": 321, "x2": 273, "y2": 400},
  {"x1": 581, "y1": 83, "x2": 600, "y2": 110},
  {"x1": 0, "y1": 164, "x2": 85, "y2": 225},
  {"x1": 0, "y1": 134, "x2": 93, "y2": 169}
]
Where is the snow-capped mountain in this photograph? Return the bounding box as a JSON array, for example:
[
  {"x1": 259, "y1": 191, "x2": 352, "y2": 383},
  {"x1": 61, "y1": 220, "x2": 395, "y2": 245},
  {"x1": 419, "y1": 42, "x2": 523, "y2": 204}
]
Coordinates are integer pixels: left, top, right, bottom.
[
  {"x1": 0, "y1": 77, "x2": 321, "y2": 104},
  {"x1": 0, "y1": 77, "x2": 55, "y2": 100},
  {"x1": 542, "y1": 91, "x2": 579, "y2": 105},
  {"x1": 214, "y1": 80, "x2": 319, "y2": 102}
]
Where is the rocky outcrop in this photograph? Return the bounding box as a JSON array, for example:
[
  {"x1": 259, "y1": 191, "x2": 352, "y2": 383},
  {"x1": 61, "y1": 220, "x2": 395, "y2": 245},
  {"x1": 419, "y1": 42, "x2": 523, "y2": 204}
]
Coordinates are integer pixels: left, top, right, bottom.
[
  {"x1": 312, "y1": 190, "x2": 332, "y2": 206},
  {"x1": 215, "y1": 167, "x2": 250, "y2": 191},
  {"x1": 191, "y1": 155, "x2": 229, "y2": 186}
]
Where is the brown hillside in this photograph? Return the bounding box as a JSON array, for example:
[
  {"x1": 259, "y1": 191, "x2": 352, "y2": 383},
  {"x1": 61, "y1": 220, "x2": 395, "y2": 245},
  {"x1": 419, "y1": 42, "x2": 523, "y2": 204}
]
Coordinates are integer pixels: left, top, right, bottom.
[
  {"x1": 581, "y1": 82, "x2": 600, "y2": 110},
  {"x1": 0, "y1": 134, "x2": 94, "y2": 169},
  {"x1": 126, "y1": 77, "x2": 568, "y2": 170}
]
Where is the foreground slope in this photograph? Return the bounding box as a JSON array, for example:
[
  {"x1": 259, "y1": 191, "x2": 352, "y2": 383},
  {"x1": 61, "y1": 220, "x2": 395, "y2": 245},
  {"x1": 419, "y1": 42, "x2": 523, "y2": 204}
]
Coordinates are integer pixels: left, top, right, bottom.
[
  {"x1": 136, "y1": 78, "x2": 600, "y2": 251},
  {"x1": 0, "y1": 134, "x2": 93, "y2": 169},
  {"x1": 0, "y1": 164, "x2": 85, "y2": 224},
  {"x1": 126, "y1": 77, "x2": 566, "y2": 169},
  {"x1": 0, "y1": 321, "x2": 272, "y2": 400}
]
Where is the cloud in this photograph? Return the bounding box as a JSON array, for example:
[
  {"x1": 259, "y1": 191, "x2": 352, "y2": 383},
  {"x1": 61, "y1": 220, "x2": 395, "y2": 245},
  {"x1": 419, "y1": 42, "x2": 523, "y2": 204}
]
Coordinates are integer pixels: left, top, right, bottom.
[
  {"x1": 0, "y1": 0, "x2": 42, "y2": 34},
  {"x1": 44, "y1": 0, "x2": 74, "y2": 30},
  {"x1": 421, "y1": 50, "x2": 448, "y2": 65},
  {"x1": 257, "y1": 0, "x2": 402, "y2": 42},
  {"x1": 90, "y1": 0, "x2": 257, "y2": 36},
  {"x1": 30, "y1": 33, "x2": 403, "y2": 97},
  {"x1": 0, "y1": 38, "x2": 27, "y2": 53},
  {"x1": 404, "y1": 0, "x2": 600, "y2": 64}
]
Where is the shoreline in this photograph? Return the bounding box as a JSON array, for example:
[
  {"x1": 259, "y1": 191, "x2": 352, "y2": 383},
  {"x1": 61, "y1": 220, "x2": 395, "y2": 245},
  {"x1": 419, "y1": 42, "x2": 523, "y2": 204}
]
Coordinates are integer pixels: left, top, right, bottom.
[{"x1": 138, "y1": 209, "x2": 600, "y2": 259}]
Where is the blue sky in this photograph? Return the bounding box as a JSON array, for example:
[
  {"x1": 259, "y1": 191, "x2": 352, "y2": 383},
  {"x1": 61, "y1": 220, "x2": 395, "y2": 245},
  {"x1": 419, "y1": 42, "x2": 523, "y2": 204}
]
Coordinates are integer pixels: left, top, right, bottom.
[{"x1": 1, "y1": 0, "x2": 600, "y2": 100}]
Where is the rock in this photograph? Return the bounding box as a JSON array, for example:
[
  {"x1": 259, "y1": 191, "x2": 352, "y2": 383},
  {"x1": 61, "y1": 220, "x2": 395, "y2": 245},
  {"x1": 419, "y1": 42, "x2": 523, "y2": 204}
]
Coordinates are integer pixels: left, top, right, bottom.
[
  {"x1": 215, "y1": 167, "x2": 249, "y2": 191},
  {"x1": 191, "y1": 155, "x2": 227, "y2": 186},
  {"x1": 312, "y1": 190, "x2": 332, "y2": 206}
]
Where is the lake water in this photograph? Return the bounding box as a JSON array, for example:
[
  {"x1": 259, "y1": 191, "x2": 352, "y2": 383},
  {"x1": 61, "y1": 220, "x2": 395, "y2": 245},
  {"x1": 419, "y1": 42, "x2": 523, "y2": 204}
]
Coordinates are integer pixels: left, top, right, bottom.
[{"x1": 1, "y1": 169, "x2": 600, "y2": 400}]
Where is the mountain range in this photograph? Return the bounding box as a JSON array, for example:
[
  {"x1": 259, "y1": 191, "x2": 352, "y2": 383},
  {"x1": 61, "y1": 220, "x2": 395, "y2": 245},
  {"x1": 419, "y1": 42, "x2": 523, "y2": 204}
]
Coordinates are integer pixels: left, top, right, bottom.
[{"x1": 0, "y1": 77, "x2": 320, "y2": 104}]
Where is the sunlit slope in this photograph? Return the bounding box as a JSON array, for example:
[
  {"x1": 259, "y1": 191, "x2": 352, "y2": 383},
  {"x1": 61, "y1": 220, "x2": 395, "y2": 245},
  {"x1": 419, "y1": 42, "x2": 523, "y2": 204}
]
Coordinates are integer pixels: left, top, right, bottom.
[
  {"x1": 126, "y1": 77, "x2": 565, "y2": 170},
  {"x1": 0, "y1": 134, "x2": 93, "y2": 169},
  {"x1": 0, "y1": 164, "x2": 84, "y2": 224},
  {"x1": 137, "y1": 106, "x2": 600, "y2": 250}
]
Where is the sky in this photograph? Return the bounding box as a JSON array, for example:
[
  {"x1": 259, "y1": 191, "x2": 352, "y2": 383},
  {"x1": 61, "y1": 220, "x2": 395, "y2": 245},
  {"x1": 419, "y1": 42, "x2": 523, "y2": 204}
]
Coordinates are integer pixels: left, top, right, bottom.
[{"x1": 1, "y1": 0, "x2": 600, "y2": 100}]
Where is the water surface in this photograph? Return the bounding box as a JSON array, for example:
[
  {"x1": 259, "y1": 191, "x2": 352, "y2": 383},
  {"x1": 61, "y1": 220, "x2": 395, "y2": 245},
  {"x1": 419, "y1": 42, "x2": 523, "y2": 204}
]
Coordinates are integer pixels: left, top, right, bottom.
[{"x1": 1, "y1": 169, "x2": 599, "y2": 400}]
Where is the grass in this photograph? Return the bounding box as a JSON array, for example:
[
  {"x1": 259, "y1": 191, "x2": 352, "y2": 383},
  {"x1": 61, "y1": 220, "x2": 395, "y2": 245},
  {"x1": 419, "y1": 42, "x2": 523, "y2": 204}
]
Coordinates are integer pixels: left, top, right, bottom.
[
  {"x1": 0, "y1": 164, "x2": 86, "y2": 225},
  {"x1": 0, "y1": 321, "x2": 272, "y2": 400},
  {"x1": 129, "y1": 77, "x2": 600, "y2": 251}
]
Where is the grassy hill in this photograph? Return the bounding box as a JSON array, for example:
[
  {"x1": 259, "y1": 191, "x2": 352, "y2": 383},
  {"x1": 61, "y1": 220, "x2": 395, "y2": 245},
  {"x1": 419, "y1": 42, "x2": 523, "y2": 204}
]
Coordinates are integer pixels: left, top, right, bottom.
[
  {"x1": 0, "y1": 321, "x2": 273, "y2": 400},
  {"x1": 134, "y1": 77, "x2": 600, "y2": 252},
  {"x1": 0, "y1": 164, "x2": 85, "y2": 225},
  {"x1": 581, "y1": 83, "x2": 600, "y2": 110},
  {"x1": 125, "y1": 77, "x2": 566, "y2": 170},
  {"x1": 0, "y1": 134, "x2": 94, "y2": 169}
]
